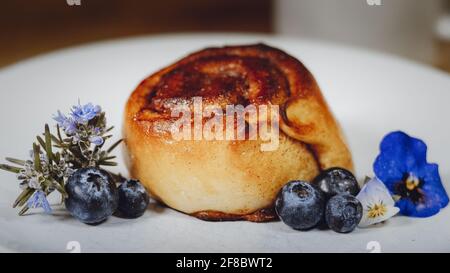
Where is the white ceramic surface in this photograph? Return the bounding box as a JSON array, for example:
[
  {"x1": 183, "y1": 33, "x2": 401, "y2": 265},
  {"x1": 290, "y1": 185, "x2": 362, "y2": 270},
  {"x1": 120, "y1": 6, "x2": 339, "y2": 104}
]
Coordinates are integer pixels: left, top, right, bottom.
[{"x1": 0, "y1": 34, "x2": 449, "y2": 253}]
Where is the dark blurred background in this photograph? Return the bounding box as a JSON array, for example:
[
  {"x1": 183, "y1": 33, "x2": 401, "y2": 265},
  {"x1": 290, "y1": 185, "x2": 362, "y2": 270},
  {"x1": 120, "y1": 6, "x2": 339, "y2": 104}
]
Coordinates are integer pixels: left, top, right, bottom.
[{"x1": 0, "y1": 0, "x2": 449, "y2": 72}]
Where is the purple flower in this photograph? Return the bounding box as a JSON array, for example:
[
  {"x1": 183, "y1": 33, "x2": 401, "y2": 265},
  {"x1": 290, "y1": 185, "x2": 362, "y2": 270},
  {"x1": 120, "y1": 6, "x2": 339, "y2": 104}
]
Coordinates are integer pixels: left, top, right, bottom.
[
  {"x1": 27, "y1": 190, "x2": 52, "y2": 214},
  {"x1": 93, "y1": 127, "x2": 102, "y2": 135},
  {"x1": 89, "y1": 136, "x2": 104, "y2": 146},
  {"x1": 53, "y1": 110, "x2": 66, "y2": 125},
  {"x1": 53, "y1": 110, "x2": 77, "y2": 135},
  {"x1": 70, "y1": 103, "x2": 102, "y2": 125},
  {"x1": 374, "y1": 131, "x2": 449, "y2": 217}
]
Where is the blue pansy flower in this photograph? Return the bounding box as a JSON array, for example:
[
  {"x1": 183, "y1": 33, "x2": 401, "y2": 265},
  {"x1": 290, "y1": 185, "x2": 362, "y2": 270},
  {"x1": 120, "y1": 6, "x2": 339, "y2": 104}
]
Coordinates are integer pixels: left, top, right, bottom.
[
  {"x1": 374, "y1": 131, "x2": 449, "y2": 217},
  {"x1": 70, "y1": 103, "x2": 101, "y2": 125},
  {"x1": 27, "y1": 190, "x2": 52, "y2": 214}
]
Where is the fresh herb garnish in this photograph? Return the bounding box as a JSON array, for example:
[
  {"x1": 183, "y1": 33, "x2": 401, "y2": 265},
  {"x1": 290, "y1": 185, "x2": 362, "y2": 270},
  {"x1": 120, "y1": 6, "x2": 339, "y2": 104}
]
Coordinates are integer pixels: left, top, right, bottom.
[{"x1": 0, "y1": 102, "x2": 123, "y2": 215}]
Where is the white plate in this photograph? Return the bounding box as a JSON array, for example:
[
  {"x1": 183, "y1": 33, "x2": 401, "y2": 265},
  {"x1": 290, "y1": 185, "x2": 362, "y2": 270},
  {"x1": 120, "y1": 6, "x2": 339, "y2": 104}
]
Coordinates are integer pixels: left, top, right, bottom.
[{"x1": 0, "y1": 34, "x2": 449, "y2": 253}]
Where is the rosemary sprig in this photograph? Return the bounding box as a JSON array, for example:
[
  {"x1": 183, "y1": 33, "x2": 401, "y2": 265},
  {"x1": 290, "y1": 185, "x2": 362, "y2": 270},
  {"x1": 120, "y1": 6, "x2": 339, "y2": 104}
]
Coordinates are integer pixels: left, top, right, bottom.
[
  {"x1": 107, "y1": 139, "x2": 123, "y2": 154},
  {"x1": 6, "y1": 157, "x2": 26, "y2": 166},
  {"x1": 13, "y1": 188, "x2": 34, "y2": 208},
  {"x1": 0, "y1": 102, "x2": 123, "y2": 215},
  {"x1": 2, "y1": 134, "x2": 71, "y2": 214},
  {"x1": 0, "y1": 164, "x2": 22, "y2": 173}
]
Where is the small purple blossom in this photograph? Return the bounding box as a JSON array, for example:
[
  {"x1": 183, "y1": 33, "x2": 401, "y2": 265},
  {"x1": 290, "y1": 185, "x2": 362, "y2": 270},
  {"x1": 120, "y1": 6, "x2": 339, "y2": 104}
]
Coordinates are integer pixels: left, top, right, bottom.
[
  {"x1": 27, "y1": 190, "x2": 52, "y2": 214},
  {"x1": 53, "y1": 110, "x2": 66, "y2": 126},
  {"x1": 53, "y1": 110, "x2": 77, "y2": 135},
  {"x1": 89, "y1": 136, "x2": 104, "y2": 146},
  {"x1": 70, "y1": 103, "x2": 102, "y2": 125}
]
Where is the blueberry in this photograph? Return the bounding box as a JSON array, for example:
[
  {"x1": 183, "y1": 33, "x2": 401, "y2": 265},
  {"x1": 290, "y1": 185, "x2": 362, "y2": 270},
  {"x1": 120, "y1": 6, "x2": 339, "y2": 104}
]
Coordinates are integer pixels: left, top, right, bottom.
[
  {"x1": 65, "y1": 167, "x2": 118, "y2": 224},
  {"x1": 117, "y1": 179, "x2": 150, "y2": 218},
  {"x1": 325, "y1": 194, "x2": 362, "y2": 233},
  {"x1": 275, "y1": 181, "x2": 326, "y2": 230},
  {"x1": 312, "y1": 168, "x2": 360, "y2": 198}
]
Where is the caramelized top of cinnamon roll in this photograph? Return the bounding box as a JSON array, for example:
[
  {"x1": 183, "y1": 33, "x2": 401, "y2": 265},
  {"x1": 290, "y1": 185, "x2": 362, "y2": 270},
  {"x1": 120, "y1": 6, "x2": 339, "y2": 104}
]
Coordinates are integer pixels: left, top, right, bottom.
[
  {"x1": 148, "y1": 55, "x2": 291, "y2": 114},
  {"x1": 134, "y1": 43, "x2": 317, "y2": 118},
  {"x1": 126, "y1": 43, "x2": 353, "y2": 171}
]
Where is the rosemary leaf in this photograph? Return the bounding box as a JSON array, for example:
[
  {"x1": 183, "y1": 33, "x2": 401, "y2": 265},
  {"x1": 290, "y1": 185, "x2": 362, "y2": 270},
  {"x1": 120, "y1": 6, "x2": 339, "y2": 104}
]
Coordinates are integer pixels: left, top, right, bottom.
[
  {"x1": 45, "y1": 124, "x2": 53, "y2": 163},
  {"x1": 50, "y1": 178, "x2": 66, "y2": 192},
  {"x1": 57, "y1": 188, "x2": 67, "y2": 199},
  {"x1": 100, "y1": 156, "x2": 117, "y2": 161},
  {"x1": 33, "y1": 143, "x2": 42, "y2": 172},
  {"x1": 51, "y1": 134, "x2": 62, "y2": 145},
  {"x1": 5, "y1": 158, "x2": 26, "y2": 166},
  {"x1": 16, "y1": 191, "x2": 34, "y2": 208},
  {"x1": 105, "y1": 126, "x2": 114, "y2": 133},
  {"x1": 54, "y1": 152, "x2": 61, "y2": 164},
  {"x1": 107, "y1": 139, "x2": 123, "y2": 153},
  {"x1": 18, "y1": 206, "x2": 29, "y2": 216},
  {"x1": 54, "y1": 182, "x2": 67, "y2": 198},
  {"x1": 53, "y1": 143, "x2": 70, "y2": 149},
  {"x1": 56, "y1": 124, "x2": 64, "y2": 142},
  {"x1": 13, "y1": 188, "x2": 34, "y2": 208},
  {"x1": 0, "y1": 164, "x2": 22, "y2": 173},
  {"x1": 99, "y1": 161, "x2": 118, "y2": 166},
  {"x1": 36, "y1": 135, "x2": 46, "y2": 148}
]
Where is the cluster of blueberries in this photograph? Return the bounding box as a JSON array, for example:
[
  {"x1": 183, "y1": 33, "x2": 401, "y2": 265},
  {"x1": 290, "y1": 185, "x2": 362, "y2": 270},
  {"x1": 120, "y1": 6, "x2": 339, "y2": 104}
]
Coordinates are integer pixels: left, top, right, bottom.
[
  {"x1": 65, "y1": 166, "x2": 362, "y2": 231},
  {"x1": 64, "y1": 167, "x2": 150, "y2": 224},
  {"x1": 275, "y1": 168, "x2": 362, "y2": 233}
]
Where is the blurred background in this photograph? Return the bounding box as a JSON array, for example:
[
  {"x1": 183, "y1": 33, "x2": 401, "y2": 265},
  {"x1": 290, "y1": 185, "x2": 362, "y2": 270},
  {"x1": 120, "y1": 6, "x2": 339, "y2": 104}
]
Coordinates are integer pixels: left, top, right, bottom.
[{"x1": 0, "y1": 0, "x2": 449, "y2": 72}]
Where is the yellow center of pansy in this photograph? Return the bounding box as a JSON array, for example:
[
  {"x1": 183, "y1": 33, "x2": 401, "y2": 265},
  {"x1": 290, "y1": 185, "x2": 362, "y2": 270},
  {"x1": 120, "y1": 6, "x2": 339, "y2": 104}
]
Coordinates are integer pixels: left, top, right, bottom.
[
  {"x1": 405, "y1": 174, "x2": 420, "y2": 191},
  {"x1": 367, "y1": 203, "x2": 388, "y2": 219}
]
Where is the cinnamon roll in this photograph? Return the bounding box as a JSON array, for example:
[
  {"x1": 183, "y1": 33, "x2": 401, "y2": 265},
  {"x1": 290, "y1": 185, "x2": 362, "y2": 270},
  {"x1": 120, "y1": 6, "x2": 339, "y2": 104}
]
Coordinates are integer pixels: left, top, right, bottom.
[{"x1": 123, "y1": 44, "x2": 353, "y2": 222}]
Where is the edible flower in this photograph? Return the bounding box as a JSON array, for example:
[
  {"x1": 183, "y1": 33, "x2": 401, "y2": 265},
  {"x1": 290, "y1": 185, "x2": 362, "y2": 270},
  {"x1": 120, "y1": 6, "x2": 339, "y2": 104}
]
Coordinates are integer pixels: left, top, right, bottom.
[
  {"x1": 1, "y1": 102, "x2": 122, "y2": 215},
  {"x1": 54, "y1": 102, "x2": 107, "y2": 147},
  {"x1": 374, "y1": 131, "x2": 449, "y2": 217},
  {"x1": 27, "y1": 190, "x2": 52, "y2": 214},
  {"x1": 53, "y1": 110, "x2": 77, "y2": 135},
  {"x1": 356, "y1": 177, "x2": 399, "y2": 227},
  {"x1": 70, "y1": 102, "x2": 102, "y2": 125}
]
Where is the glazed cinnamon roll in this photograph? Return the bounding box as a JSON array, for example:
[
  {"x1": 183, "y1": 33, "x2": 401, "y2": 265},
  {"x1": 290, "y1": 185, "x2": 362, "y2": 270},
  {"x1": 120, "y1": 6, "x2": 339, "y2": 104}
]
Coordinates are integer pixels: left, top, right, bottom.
[{"x1": 124, "y1": 44, "x2": 353, "y2": 222}]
